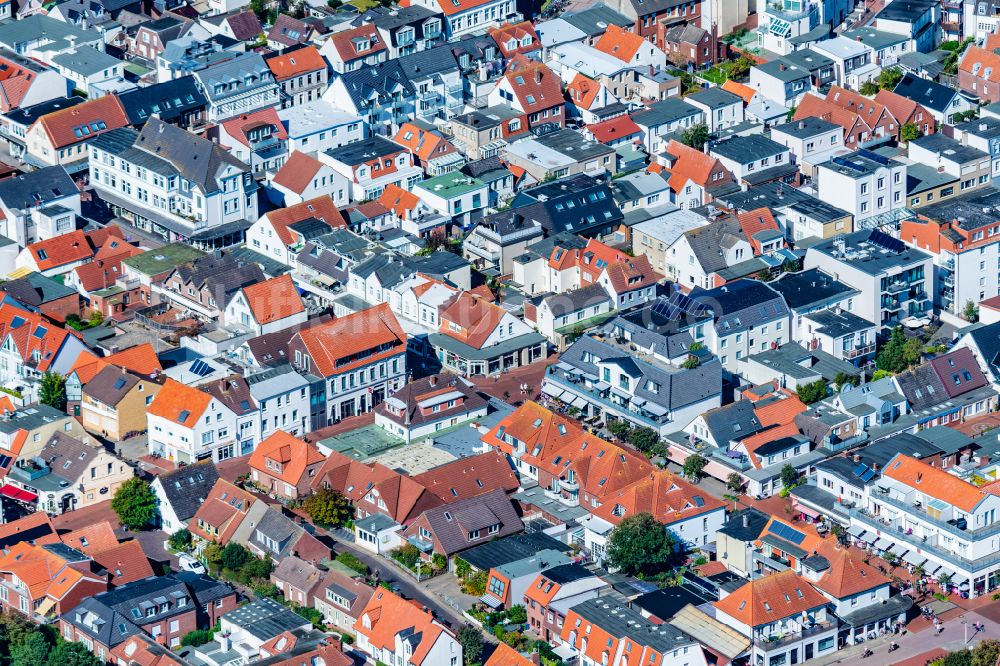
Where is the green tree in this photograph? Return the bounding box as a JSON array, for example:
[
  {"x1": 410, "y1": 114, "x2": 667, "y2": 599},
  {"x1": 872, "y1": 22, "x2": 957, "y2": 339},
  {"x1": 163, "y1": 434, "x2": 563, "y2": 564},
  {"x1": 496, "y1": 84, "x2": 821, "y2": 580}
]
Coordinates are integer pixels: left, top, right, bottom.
[
  {"x1": 248, "y1": 0, "x2": 267, "y2": 19},
  {"x1": 876, "y1": 326, "x2": 920, "y2": 374},
  {"x1": 973, "y1": 640, "x2": 1000, "y2": 666},
  {"x1": 877, "y1": 68, "x2": 903, "y2": 90},
  {"x1": 900, "y1": 122, "x2": 920, "y2": 142},
  {"x1": 902, "y1": 337, "x2": 924, "y2": 368},
  {"x1": 682, "y1": 454, "x2": 707, "y2": 481},
  {"x1": 965, "y1": 300, "x2": 980, "y2": 322},
  {"x1": 833, "y1": 372, "x2": 859, "y2": 389},
  {"x1": 796, "y1": 379, "x2": 828, "y2": 404},
  {"x1": 726, "y1": 472, "x2": 744, "y2": 494},
  {"x1": 606, "y1": 512, "x2": 675, "y2": 575},
  {"x1": 221, "y1": 542, "x2": 250, "y2": 571},
  {"x1": 507, "y1": 605, "x2": 527, "y2": 625},
  {"x1": 859, "y1": 80, "x2": 879, "y2": 96},
  {"x1": 39, "y1": 372, "x2": 66, "y2": 411},
  {"x1": 11, "y1": 632, "x2": 50, "y2": 666},
  {"x1": 628, "y1": 427, "x2": 661, "y2": 455},
  {"x1": 728, "y1": 54, "x2": 755, "y2": 80},
  {"x1": 938, "y1": 650, "x2": 973, "y2": 666},
  {"x1": 111, "y1": 477, "x2": 157, "y2": 530},
  {"x1": 608, "y1": 420, "x2": 632, "y2": 440},
  {"x1": 168, "y1": 529, "x2": 192, "y2": 551},
  {"x1": 679, "y1": 124, "x2": 709, "y2": 151},
  {"x1": 242, "y1": 556, "x2": 273, "y2": 580},
  {"x1": 872, "y1": 369, "x2": 893, "y2": 380},
  {"x1": 458, "y1": 625, "x2": 484, "y2": 666},
  {"x1": 682, "y1": 356, "x2": 701, "y2": 369},
  {"x1": 46, "y1": 641, "x2": 101, "y2": 666},
  {"x1": 303, "y1": 487, "x2": 352, "y2": 527},
  {"x1": 204, "y1": 543, "x2": 224, "y2": 566},
  {"x1": 780, "y1": 464, "x2": 799, "y2": 489}
]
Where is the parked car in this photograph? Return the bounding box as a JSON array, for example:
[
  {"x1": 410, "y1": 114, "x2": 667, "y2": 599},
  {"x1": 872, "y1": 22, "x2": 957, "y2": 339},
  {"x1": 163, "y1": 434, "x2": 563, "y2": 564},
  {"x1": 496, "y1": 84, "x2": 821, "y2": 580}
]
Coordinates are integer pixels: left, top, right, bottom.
[{"x1": 177, "y1": 553, "x2": 206, "y2": 574}]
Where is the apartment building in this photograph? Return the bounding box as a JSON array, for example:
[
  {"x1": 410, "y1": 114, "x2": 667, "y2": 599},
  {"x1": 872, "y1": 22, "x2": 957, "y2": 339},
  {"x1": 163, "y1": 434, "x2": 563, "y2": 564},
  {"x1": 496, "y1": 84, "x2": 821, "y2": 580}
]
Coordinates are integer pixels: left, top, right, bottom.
[{"x1": 815, "y1": 149, "x2": 907, "y2": 226}]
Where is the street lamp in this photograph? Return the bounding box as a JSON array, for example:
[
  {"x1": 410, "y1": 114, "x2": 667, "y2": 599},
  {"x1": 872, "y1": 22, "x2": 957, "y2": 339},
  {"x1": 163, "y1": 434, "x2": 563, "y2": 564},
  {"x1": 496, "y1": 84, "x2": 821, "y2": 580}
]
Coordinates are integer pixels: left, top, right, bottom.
[{"x1": 962, "y1": 615, "x2": 968, "y2": 644}]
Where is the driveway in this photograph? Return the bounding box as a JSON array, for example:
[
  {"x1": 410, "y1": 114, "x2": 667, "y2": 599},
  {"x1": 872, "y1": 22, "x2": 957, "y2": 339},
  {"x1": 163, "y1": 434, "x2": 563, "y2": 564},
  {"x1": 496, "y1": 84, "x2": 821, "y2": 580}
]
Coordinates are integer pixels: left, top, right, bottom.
[{"x1": 422, "y1": 572, "x2": 482, "y2": 617}]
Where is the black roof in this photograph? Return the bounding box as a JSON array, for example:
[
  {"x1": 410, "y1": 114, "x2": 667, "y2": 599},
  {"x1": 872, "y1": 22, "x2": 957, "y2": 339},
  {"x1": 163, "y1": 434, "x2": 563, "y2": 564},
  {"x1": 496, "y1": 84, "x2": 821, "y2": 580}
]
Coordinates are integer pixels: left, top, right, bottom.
[
  {"x1": 154, "y1": 462, "x2": 220, "y2": 523},
  {"x1": 511, "y1": 174, "x2": 623, "y2": 237},
  {"x1": 631, "y1": 585, "x2": 713, "y2": 622},
  {"x1": 769, "y1": 268, "x2": 856, "y2": 311},
  {"x1": 460, "y1": 532, "x2": 570, "y2": 571},
  {"x1": 893, "y1": 73, "x2": 959, "y2": 114},
  {"x1": 541, "y1": 562, "x2": 593, "y2": 585},
  {"x1": 118, "y1": 76, "x2": 207, "y2": 126},
  {"x1": 325, "y1": 136, "x2": 404, "y2": 166},
  {"x1": 4, "y1": 97, "x2": 85, "y2": 127},
  {"x1": 859, "y1": 432, "x2": 942, "y2": 470},
  {"x1": 877, "y1": 0, "x2": 935, "y2": 21},
  {"x1": 717, "y1": 507, "x2": 769, "y2": 541}
]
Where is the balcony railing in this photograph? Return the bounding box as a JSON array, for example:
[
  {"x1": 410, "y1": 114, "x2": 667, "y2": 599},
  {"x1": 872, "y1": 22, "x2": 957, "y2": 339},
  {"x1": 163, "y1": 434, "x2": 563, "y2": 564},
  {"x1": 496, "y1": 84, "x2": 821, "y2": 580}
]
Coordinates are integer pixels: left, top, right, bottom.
[
  {"x1": 843, "y1": 343, "x2": 876, "y2": 360},
  {"x1": 885, "y1": 280, "x2": 910, "y2": 294},
  {"x1": 754, "y1": 622, "x2": 834, "y2": 650}
]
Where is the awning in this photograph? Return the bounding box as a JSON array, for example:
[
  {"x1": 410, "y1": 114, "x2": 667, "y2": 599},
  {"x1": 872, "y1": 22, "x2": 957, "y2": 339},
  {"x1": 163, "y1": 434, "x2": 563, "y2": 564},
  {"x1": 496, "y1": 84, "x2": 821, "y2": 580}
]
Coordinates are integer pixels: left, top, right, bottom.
[
  {"x1": 34, "y1": 597, "x2": 56, "y2": 618},
  {"x1": 594, "y1": 381, "x2": 611, "y2": 391},
  {"x1": 857, "y1": 531, "x2": 874, "y2": 544},
  {"x1": 797, "y1": 505, "x2": 821, "y2": 519},
  {"x1": 926, "y1": 563, "x2": 943, "y2": 575},
  {"x1": 610, "y1": 386, "x2": 630, "y2": 399},
  {"x1": 0, "y1": 484, "x2": 37, "y2": 502},
  {"x1": 890, "y1": 543, "x2": 908, "y2": 557},
  {"x1": 874, "y1": 537, "x2": 892, "y2": 551},
  {"x1": 903, "y1": 552, "x2": 926, "y2": 567},
  {"x1": 644, "y1": 403, "x2": 668, "y2": 417},
  {"x1": 848, "y1": 526, "x2": 865, "y2": 538},
  {"x1": 571, "y1": 396, "x2": 588, "y2": 409},
  {"x1": 479, "y1": 594, "x2": 502, "y2": 609},
  {"x1": 553, "y1": 643, "x2": 578, "y2": 660},
  {"x1": 547, "y1": 388, "x2": 565, "y2": 401}
]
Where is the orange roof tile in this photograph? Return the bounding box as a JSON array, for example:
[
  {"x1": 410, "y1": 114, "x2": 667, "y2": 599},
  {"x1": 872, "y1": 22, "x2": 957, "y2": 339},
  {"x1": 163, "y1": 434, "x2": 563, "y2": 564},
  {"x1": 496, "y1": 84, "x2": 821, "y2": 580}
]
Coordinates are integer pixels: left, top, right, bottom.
[
  {"x1": 960, "y1": 45, "x2": 1000, "y2": 83},
  {"x1": 438, "y1": 292, "x2": 507, "y2": 349},
  {"x1": 722, "y1": 79, "x2": 757, "y2": 104},
  {"x1": 61, "y1": 521, "x2": 120, "y2": 554},
  {"x1": 392, "y1": 123, "x2": 457, "y2": 163},
  {"x1": 603, "y1": 253, "x2": 661, "y2": 294},
  {"x1": 355, "y1": 588, "x2": 451, "y2": 664},
  {"x1": 873, "y1": 89, "x2": 922, "y2": 125},
  {"x1": 34, "y1": 95, "x2": 129, "y2": 149},
  {"x1": 566, "y1": 74, "x2": 601, "y2": 111},
  {"x1": 26, "y1": 230, "x2": 94, "y2": 270},
  {"x1": 0, "y1": 301, "x2": 74, "y2": 372},
  {"x1": 241, "y1": 274, "x2": 305, "y2": 325},
  {"x1": 504, "y1": 56, "x2": 563, "y2": 115},
  {"x1": 378, "y1": 183, "x2": 422, "y2": 219},
  {"x1": 74, "y1": 244, "x2": 144, "y2": 293},
  {"x1": 793, "y1": 93, "x2": 869, "y2": 135},
  {"x1": 327, "y1": 23, "x2": 386, "y2": 61},
  {"x1": 91, "y1": 540, "x2": 155, "y2": 586},
  {"x1": 523, "y1": 573, "x2": 562, "y2": 606},
  {"x1": 883, "y1": 454, "x2": 988, "y2": 512},
  {"x1": 265, "y1": 45, "x2": 326, "y2": 80},
  {"x1": 295, "y1": 303, "x2": 407, "y2": 377},
  {"x1": 594, "y1": 24, "x2": 645, "y2": 63},
  {"x1": 264, "y1": 195, "x2": 346, "y2": 245},
  {"x1": 813, "y1": 546, "x2": 889, "y2": 599},
  {"x1": 147, "y1": 378, "x2": 212, "y2": 428},
  {"x1": 413, "y1": 451, "x2": 519, "y2": 503},
  {"x1": 485, "y1": 643, "x2": 535, "y2": 666},
  {"x1": 714, "y1": 569, "x2": 828, "y2": 627},
  {"x1": 664, "y1": 139, "x2": 733, "y2": 193},
  {"x1": 189, "y1": 478, "x2": 256, "y2": 543},
  {"x1": 825, "y1": 85, "x2": 893, "y2": 126},
  {"x1": 221, "y1": 108, "x2": 288, "y2": 148},
  {"x1": 488, "y1": 21, "x2": 539, "y2": 58},
  {"x1": 736, "y1": 207, "x2": 781, "y2": 255},
  {"x1": 587, "y1": 115, "x2": 642, "y2": 143},
  {"x1": 271, "y1": 151, "x2": 325, "y2": 195},
  {"x1": 249, "y1": 430, "x2": 325, "y2": 486},
  {"x1": 0, "y1": 512, "x2": 58, "y2": 546},
  {"x1": 592, "y1": 469, "x2": 725, "y2": 525}
]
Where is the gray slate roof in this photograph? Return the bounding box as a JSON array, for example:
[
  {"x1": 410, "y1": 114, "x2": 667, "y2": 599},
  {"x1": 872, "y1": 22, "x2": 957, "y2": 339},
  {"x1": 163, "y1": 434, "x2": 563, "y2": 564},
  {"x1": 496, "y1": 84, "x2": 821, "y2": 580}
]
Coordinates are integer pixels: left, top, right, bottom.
[
  {"x1": 0, "y1": 166, "x2": 76, "y2": 210},
  {"x1": 156, "y1": 462, "x2": 220, "y2": 524},
  {"x1": 692, "y1": 279, "x2": 789, "y2": 335}
]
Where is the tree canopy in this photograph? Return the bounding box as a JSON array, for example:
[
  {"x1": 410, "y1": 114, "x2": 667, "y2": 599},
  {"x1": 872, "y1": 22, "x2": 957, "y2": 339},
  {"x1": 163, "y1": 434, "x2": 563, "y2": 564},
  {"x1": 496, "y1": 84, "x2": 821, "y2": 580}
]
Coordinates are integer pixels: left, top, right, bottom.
[
  {"x1": 606, "y1": 512, "x2": 676, "y2": 575},
  {"x1": 796, "y1": 379, "x2": 828, "y2": 404},
  {"x1": 680, "y1": 124, "x2": 709, "y2": 151},
  {"x1": 39, "y1": 372, "x2": 66, "y2": 411},
  {"x1": 682, "y1": 454, "x2": 707, "y2": 481},
  {"x1": 303, "y1": 488, "x2": 352, "y2": 527},
  {"x1": 111, "y1": 477, "x2": 157, "y2": 530},
  {"x1": 875, "y1": 326, "x2": 923, "y2": 374}
]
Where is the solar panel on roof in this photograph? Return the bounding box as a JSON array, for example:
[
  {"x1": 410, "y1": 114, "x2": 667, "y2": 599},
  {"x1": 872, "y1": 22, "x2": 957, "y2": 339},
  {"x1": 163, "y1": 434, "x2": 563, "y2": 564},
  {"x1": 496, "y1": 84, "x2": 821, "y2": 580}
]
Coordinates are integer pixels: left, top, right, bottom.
[
  {"x1": 770, "y1": 522, "x2": 806, "y2": 545},
  {"x1": 868, "y1": 229, "x2": 905, "y2": 254},
  {"x1": 189, "y1": 359, "x2": 213, "y2": 377}
]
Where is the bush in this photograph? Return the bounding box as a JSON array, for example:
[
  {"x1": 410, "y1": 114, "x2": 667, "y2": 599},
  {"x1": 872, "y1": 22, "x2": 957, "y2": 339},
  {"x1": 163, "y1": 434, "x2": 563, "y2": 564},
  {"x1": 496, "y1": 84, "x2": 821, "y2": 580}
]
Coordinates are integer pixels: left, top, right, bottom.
[
  {"x1": 294, "y1": 605, "x2": 325, "y2": 628},
  {"x1": 221, "y1": 542, "x2": 250, "y2": 571},
  {"x1": 431, "y1": 553, "x2": 447, "y2": 571},
  {"x1": 339, "y1": 633, "x2": 354, "y2": 645},
  {"x1": 391, "y1": 544, "x2": 421, "y2": 570},
  {"x1": 181, "y1": 629, "x2": 215, "y2": 647},
  {"x1": 336, "y1": 551, "x2": 370, "y2": 575},
  {"x1": 168, "y1": 529, "x2": 193, "y2": 552}
]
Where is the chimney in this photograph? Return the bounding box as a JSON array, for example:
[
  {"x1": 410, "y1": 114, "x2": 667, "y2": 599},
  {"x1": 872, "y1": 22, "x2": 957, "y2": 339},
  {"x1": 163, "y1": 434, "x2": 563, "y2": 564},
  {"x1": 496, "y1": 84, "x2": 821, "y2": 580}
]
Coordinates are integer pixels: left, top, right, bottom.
[
  {"x1": 742, "y1": 512, "x2": 749, "y2": 528},
  {"x1": 779, "y1": 63, "x2": 786, "y2": 72},
  {"x1": 430, "y1": 376, "x2": 438, "y2": 387},
  {"x1": 535, "y1": 69, "x2": 543, "y2": 83},
  {"x1": 649, "y1": 65, "x2": 654, "y2": 76}
]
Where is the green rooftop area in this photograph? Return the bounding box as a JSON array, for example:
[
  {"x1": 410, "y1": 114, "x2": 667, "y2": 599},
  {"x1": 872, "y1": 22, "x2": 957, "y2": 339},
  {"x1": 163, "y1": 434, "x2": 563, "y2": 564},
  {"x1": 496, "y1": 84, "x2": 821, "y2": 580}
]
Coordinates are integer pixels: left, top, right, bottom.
[
  {"x1": 417, "y1": 172, "x2": 485, "y2": 198},
  {"x1": 122, "y1": 243, "x2": 206, "y2": 275},
  {"x1": 319, "y1": 424, "x2": 404, "y2": 460}
]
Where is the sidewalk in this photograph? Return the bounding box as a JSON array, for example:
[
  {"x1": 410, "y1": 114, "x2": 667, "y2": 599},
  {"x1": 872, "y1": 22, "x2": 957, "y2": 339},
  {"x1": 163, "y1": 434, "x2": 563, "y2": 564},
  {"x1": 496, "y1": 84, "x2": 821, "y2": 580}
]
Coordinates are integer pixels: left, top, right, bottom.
[{"x1": 811, "y1": 611, "x2": 996, "y2": 665}]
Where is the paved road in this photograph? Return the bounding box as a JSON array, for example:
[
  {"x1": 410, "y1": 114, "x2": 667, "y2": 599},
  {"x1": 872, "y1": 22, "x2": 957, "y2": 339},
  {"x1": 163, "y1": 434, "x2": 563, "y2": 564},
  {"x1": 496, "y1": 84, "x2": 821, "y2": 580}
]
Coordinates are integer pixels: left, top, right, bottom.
[{"x1": 324, "y1": 531, "x2": 473, "y2": 631}]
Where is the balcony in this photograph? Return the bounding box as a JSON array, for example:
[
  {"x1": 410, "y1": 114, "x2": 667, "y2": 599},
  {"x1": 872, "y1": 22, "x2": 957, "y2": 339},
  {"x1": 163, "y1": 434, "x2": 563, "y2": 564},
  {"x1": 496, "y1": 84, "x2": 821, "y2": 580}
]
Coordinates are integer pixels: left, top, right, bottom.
[
  {"x1": 843, "y1": 343, "x2": 876, "y2": 360},
  {"x1": 754, "y1": 622, "x2": 834, "y2": 650},
  {"x1": 397, "y1": 34, "x2": 415, "y2": 47},
  {"x1": 885, "y1": 280, "x2": 910, "y2": 294},
  {"x1": 420, "y1": 90, "x2": 441, "y2": 103},
  {"x1": 942, "y1": 272, "x2": 955, "y2": 286},
  {"x1": 464, "y1": 242, "x2": 500, "y2": 263}
]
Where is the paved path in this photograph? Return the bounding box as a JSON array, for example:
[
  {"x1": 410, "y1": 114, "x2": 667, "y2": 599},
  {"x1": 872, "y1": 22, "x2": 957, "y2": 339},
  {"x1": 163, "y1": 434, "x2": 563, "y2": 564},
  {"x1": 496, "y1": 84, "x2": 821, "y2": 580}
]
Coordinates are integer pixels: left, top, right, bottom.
[{"x1": 812, "y1": 610, "x2": 998, "y2": 665}]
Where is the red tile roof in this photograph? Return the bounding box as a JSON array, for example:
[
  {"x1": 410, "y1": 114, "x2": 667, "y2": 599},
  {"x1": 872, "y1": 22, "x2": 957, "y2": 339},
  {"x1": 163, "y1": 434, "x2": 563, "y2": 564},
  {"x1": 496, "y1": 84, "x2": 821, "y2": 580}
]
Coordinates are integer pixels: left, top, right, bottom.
[
  {"x1": 147, "y1": 378, "x2": 212, "y2": 428},
  {"x1": 714, "y1": 569, "x2": 828, "y2": 627},
  {"x1": 392, "y1": 122, "x2": 458, "y2": 163},
  {"x1": 0, "y1": 301, "x2": 75, "y2": 373},
  {"x1": 587, "y1": 115, "x2": 642, "y2": 144},
  {"x1": 221, "y1": 108, "x2": 288, "y2": 148},
  {"x1": 355, "y1": 588, "x2": 452, "y2": 664},
  {"x1": 594, "y1": 25, "x2": 645, "y2": 63},
  {"x1": 503, "y1": 55, "x2": 563, "y2": 115},
  {"x1": 34, "y1": 95, "x2": 129, "y2": 149},
  {"x1": 265, "y1": 45, "x2": 326, "y2": 80},
  {"x1": 327, "y1": 23, "x2": 386, "y2": 62},
  {"x1": 91, "y1": 540, "x2": 156, "y2": 586},
  {"x1": 484, "y1": 643, "x2": 535, "y2": 666},
  {"x1": 566, "y1": 74, "x2": 601, "y2": 111},
  {"x1": 295, "y1": 303, "x2": 407, "y2": 377},
  {"x1": 271, "y1": 151, "x2": 325, "y2": 195},
  {"x1": 793, "y1": 93, "x2": 868, "y2": 135},
  {"x1": 264, "y1": 195, "x2": 346, "y2": 245},
  {"x1": 883, "y1": 453, "x2": 988, "y2": 512},
  {"x1": 241, "y1": 274, "x2": 305, "y2": 325},
  {"x1": 722, "y1": 79, "x2": 757, "y2": 104},
  {"x1": 603, "y1": 253, "x2": 661, "y2": 294},
  {"x1": 488, "y1": 21, "x2": 539, "y2": 58},
  {"x1": 438, "y1": 292, "x2": 507, "y2": 349},
  {"x1": 664, "y1": 139, "x2": 733, "y2": 193},
  {"x1": 378, "y1": 183, "x2": 421, "y2": 219},
  {"x1": 26, "y1": 230, "x2": 94, "y2": 271},
  {"x1": 736, "y1": 207, "x2": 781, "y2": 254},
  {"x1": 413, "y1": 451, "x2": 519, "y2": 503},
  {"x1": 249, "y1": 431, "x2": 325, "y2": 486},
  {"x1": 592, "y1": 469, "x2": 724, "y2": 525}
]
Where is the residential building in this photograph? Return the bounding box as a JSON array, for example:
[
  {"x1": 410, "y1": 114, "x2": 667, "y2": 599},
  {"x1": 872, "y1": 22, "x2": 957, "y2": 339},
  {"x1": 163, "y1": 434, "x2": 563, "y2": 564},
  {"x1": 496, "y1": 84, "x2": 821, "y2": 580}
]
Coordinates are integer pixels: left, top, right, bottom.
[
  {"x1": 709, "y1": 134, "x2": 795, "y2": 188},
  {"x1": 218, "y1": 108, "x2": 288, "y2": 176},
  {"x1": 375, "y1": 373, "x2": 488, "y2": 443},
  {"x1": 321, "y1": 23, "x2": 388, "y2": 74},
  {"x1": 685, "y1": 88, "x2": 744, "y2": 133},
  {"x1": 412, "y1": 172, "x2": 488, "y2": 228},
  {"x1": 402, "y1": 489, "x2": 523, "y2": 558},
  {"x1": 901, "y1": 188, "x2": 1000, "y2": 318},
  {"x1": 192, "y1": 53, "x2": 280, "y2": 123},
  {"x1": 893, "y1": 73, "x2": 976, "y2": 125},
  {"x1": 81, "y1": 366, "x2": 162, "y2": 441},
  {"x1": 503, "y1": 128, "x2": 617, "y2": 181},
  {"x1": 770, "y1": 117, "x2": 844, "y2": 177},
  {"x1": 804, "y1": 229, "x2": 934, "y2": 331},
  {"x1": 407, "y1": 0, "x2": 519, "y2": 38},
  {"x1": 150, "y1": 462, "x2": 219, "y2": 534},
  {"x1": 245, "y1": 196, "x2": 346, "y2": 267},
  {"x1": 89, "y1": 118, "x2": 257, "y2": 250},
  {"x1": 248, "y1": 431, "x2": 325, "y2": 500},
  {"x1": 488, "y1": 56, "x2": 565, "y2": 131},
  {"x1": 147, "y1": 379, "x2": 243, "y2": 464},
  {"x1": 429, "y1": 292, "x2": 546, "y2": 376},
  {"x1": 223, "y1": 274, "x2": 307, "y2": 336},
  {"x1": 350, "y1": 5, "x2": 444, "y2": 58},
  {"x1": 321, "y1": 136, "x2": 423, "y2": 201},
  {"x1": 354, "y1": 588, "x2": 462, "y2": 666},
  {"x1": 522, "y1": 564, "x2": 606, "y2": 643},
  {"x1": 312, "y1": 568, "x2": 375, "y2": 635},
  {"x1": 0, "y1": 542, "x2": 105, "y2": 623},
  {"x1": 25, "y1": 95, "x2": 129, "y2": 170},
  {"x1": 815, "y1": 150, "x2": 906, "y2": 226}
]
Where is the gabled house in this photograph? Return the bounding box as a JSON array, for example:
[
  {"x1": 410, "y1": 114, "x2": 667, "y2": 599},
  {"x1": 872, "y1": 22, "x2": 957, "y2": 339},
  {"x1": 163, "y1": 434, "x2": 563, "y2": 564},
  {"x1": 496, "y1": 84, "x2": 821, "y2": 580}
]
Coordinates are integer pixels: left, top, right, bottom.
[
  {"x1": 223, "y1": 274, "x2": 306, "y2": 336},
  {"x1": 893, "y1": 72, "x2": 976, "y2": 125},
  {"x1": 81, "y1": 366, "x2": 163, "y2": 441},
  {"x1": 402, "y1": 488, "x2": 523, "y2": 558},
  {"x1": 267, "y1": 14, "x2": 315, "y2": 50},
  {"x1": 488, "y1": 21, "x2": 540, "y2": 60},
  {"x1": 392, "y1": 121, "x2": 464, "y2": 176},
  {"x1": 354, "y1": 588, "x2": 462, "y2": 666},
  {"x1": 193, "y1": 53, "x2": 280, "y2": 122},
  {"x1": 322, "y1": 24, "x2": 388, "y2": 74},
  {"x1": 323, "y1": 60, "x2": 416, "y2": 136},
  {"x1": 0, "y1": 165, "x2": 80, "y2": 246},
  {"x1": 263, "y1": 45, "x2": 328, "y2": 109},
  {"x1": 488, "y1": 55, "x2": 565, "y2": 131},
  {"x1": 147, "y1": 378, "x2": 243, "y2": 464},
  {"x1": 0, "y1": 301, "x2": 88, "y2": 396},
  {"x1": 246, "y1": 195, "x2": 346, "y2": 266},
  {"x1": 658, "y1": 139, "x2": 735, "y2": 210},
  {"x1": 26, "y1": 94, "x2": 129, "y2": 169},
  {"x1": 522, "y1": 563, "x2": 606, "y2": 643},
  {"x1": 269, "y1": 151, "x2": 349, "y2": 208},
  {"x1": 312, "y1": 567, "x2": 375, "y2": 634},
  {"x1": 242, "y1": 505, "x2": 330, "y2": 564},
  {"x1": 150, "y1": 462, "x2": 219, "y2": 535},
  {"x1": 218, "y1": 108, "x2": 289, "y2": 175},
  {"x1": 430, "y1": 291, "x2": 546, "y2": 376},
  {"x1": 249, "y1": 431, "x2": 325, "y2": 500},
  {"x1": 375, "y1": 372, "x2": 488, "y2": 443},
  {"x1": 320, "y1": 135, "x2": 423, "y2": 201},
  {"x1": 0, "y1": 541, "x2": 106, "y2": 623},
  {"x1": 594, "y1": 24, "x2": 666, "y2": 69},
  {"x1": 188, "y1": 478, "x2": 261, "y2": 546},
  {"x1": 894, "y1": 348, "x2": 995, "y2": 429}
]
